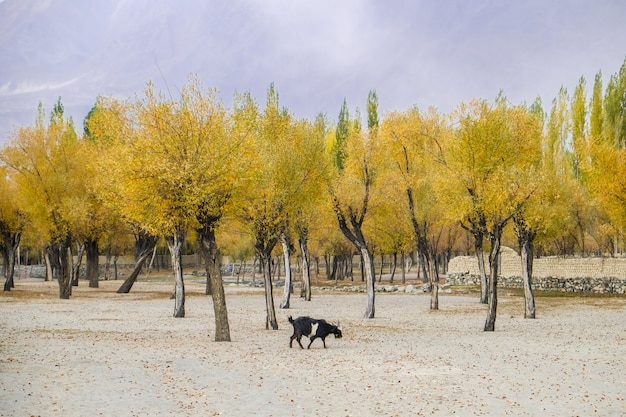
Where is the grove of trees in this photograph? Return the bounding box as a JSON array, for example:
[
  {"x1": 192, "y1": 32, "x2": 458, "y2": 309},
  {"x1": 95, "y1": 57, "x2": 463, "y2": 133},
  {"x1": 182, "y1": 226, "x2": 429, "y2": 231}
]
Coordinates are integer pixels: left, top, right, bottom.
[{"x1": 2, "y1": 58, "x2": 626, "y2": 335}]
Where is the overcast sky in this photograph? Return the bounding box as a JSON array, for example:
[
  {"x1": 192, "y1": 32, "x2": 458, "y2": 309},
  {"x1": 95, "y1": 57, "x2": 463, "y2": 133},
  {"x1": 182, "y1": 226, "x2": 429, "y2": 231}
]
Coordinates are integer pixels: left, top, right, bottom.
[{"x1": 1, "y1": 0, "x2": 625, "y2": 144}]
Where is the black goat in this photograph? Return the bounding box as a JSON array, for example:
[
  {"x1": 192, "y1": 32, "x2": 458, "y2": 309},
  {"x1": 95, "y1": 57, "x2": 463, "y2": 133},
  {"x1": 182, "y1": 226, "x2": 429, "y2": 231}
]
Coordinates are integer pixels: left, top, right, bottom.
[{"x1": 288, "y1": 316, "x2": 342, "y2": 349}]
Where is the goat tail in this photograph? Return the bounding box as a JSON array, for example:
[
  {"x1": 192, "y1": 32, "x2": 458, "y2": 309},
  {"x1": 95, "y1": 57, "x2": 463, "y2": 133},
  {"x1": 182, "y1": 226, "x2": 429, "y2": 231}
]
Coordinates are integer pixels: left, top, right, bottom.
[{"x1": 288, "y1": 315, "x2": 294, "y2": 324}]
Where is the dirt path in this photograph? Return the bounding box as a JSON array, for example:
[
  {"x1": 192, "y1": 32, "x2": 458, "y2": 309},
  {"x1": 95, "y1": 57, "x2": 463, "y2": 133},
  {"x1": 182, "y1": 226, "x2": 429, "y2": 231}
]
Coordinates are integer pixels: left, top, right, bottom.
[{"x1": 1, "y1": 279, "x2": 625, "y2": 416}]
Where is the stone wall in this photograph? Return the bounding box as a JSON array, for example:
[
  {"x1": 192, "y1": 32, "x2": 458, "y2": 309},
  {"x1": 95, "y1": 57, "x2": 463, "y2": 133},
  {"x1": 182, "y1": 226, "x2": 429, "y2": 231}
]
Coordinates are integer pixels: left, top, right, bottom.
[{"x1": 447, "y1": 247, "x2": 626, "y2": 294}]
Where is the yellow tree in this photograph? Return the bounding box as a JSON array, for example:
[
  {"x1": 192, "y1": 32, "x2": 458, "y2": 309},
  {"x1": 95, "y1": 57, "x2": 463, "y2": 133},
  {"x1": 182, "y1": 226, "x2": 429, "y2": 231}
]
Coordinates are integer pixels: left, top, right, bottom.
[
  {"x1": 83, "y1": 96, "x2": 160, "y2": 292},
  {"x1": 234, "y1": 85, "x2": 296, "y2": 329},
  {"x1": 279, "y1": 115, "x2": 329, "y2": 305},
  {"x1": 0, "y1": 166, "x2": 27, "y2": 291},
  {"x1": 328, "y1": 92, "x2": 381, "y2": 318},
  {"x1": 381, "y1": 106, "x2": 453, "y2": 309},
  {"x1": 504, "y1": 100, "x2": 549, "y2": 319},
  {"x1": 112, "y1": 77, "x2": 240, "y2": 334},
  {"x1": 587, "y1": 60, "x2": 626, "y2": 252},
  {"x1": 588, "y1": 143, "x2": 626, "y2": 246},
  {"x1": 1, "y1": 100, "x2": 81, "y2": 299},
  {"x1": 443, "y1": 97, "x2": 542, "y2": 331}
]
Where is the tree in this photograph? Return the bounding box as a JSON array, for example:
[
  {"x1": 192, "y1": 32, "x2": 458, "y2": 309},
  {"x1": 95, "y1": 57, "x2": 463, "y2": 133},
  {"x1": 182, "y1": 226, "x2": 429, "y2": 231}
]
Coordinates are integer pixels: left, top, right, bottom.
[
  {"x1": 444, "y1": 97, "x2": 542, "y2": 331},
  {"x1": 107, "y1": 77, "x2": 239, "y2": 329},
  {"x1": 277, "y1": 116, "x2": 329, "y2": 306},
  {"x1": 0, "y1": 166, "x2": 26, "y2": 291},
  {"x1": 83, "y1": 96, "x2": 155, "y2": 290},
  {"x1": 571, "y1": 77, "x2": 588, "y2": 180},
  {"x1": 328, "y1": 92, "x2": 380, "y2": 318},
  {"x1": 234, "y1": 85, "x2": 297, "y2": 329},
  {"x1": 508, "y1": 100, "x2": 552, "y2": 319},
  {"x1": 381, "y1": 106, "x2": 452, "y2": 309},
  {"x1": 590, "y1": 72, "x2": 604, "y2": 141},
  {"x1": 1, "y1": 99, "x2": 81, "y2": 299},
  {"x1": 604, "y1": 57, "x2": 626, "y2": 148}
]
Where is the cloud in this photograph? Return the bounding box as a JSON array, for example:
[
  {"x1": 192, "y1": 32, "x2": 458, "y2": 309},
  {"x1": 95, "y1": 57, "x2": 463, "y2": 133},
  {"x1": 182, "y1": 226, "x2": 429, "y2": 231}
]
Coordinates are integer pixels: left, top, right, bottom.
[
  {"x1": 1, "y1": 0, "x2": 625, "y2": 144},
  {"x1": 0, "y1": 78, "x2": 80, "y2": 97}
]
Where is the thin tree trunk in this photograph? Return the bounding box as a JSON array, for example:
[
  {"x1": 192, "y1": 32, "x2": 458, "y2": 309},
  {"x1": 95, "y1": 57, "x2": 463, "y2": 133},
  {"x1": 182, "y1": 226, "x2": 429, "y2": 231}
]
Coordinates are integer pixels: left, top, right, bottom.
[
  {"x1": 86, "y1": 239, "x2": 99, "y2": 288},
  {"x1": 390, "y1": 252, "x2": 397, "y2": 283},
  {"x1": 419, "y1": 252, "x2": 428, "y2": 283},
  {"x1": 44, "y1": 249, "x2": 52, "y2": 282},
  {"x1": 2, "y1": 232, "x2": 20, "y2": 291},
  {"x1": 116, "y1": 253, "x2": 150, "y2": 293},
  {"x1": 165, "y1": 232, "x2": 186, "y2": 318},
  {"x1": 259, "y1": 247, "x2": 278, "y2": 330},
  {"x1": 117, "y1": 233, "x2": 158, "y2": 293},
  {"x1": 360, "y1": 247, "x2": 376, "y2": 318},
  {"x1": 104, "y1": 245, "x2": 112, "y2": 280},
  {"x1": 520, "y1": 238, "x2": 536, "y2": 319},
  {"x1": 484, "y1": 227, "x2": 502, "y2": 332},
  {"x1": 477, "y1": 247, "x2": 488, "y2": 304},
  {"x1": 49, "y1": 238, "x2": 72, "y2": 299},
  {"x1": 198, "y1": 224, "x2": 230, "y2": 342},
  {"x1": 299, "y1": 234, "x2": 311, "y2": 301},
  {"x1": 71, "y1": 244, "x2": 82, "y2": 286},
  {"x1": 429, "y1": 254, "x2": 439, "y2": 310},
  {"x1": 113, "y1": 255, "x2": 119, "y2": 280},
  {"x1": 516, "y1": 222, "x2": 537, "y2": 319},
  {"x1": 279, "y1": 233, "x2": 293, "y2": 309}
]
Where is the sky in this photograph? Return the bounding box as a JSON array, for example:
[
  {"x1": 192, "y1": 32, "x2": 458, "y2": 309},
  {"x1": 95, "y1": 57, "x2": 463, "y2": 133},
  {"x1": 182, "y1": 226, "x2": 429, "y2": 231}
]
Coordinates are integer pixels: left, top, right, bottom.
[{"x1": 1, "y1": 0, "x2": 625, "y2": 144}]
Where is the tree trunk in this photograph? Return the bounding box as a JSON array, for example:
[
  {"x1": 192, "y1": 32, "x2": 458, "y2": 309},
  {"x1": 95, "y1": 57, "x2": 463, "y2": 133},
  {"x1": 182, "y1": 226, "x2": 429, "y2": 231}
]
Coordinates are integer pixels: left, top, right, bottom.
[
  {"x1": 113, "y1": 254, "x2": 119, "y2": 280},
  {"x1": 116, "y1": 253, "x2": 150, "y2": 293},
  {"x1": 360, "y1": 247, "x2": 376, "y2": 318},
  {"x1": 71, "y1": 243, "x2": 82, "y2": 286},
  {"x1": 85, "y1": 239, "x2": 99, "y2": 288},
  {"x1": 1, "y1": 248, "x2": 8, "y2": 281},
  {"x1": 2, "y1": 232, "x2": 20, "y2": 291},
  {"x1": 104, "y1": 245, "x2": 112, "y2": 280},
  {"x1": 198, "y1": 224, "x2": 231, "y2": 342},
  {"x1": 477, "y1": 246, "x2": 488, "y2": 304},
  {"x1": 390, "y1": 252, "x2": 397, "y2": 283},
  {"x1": 419, "y1": 252, "x2": 428, "y2": 283},
  {"x1": 258, "y1": 246, "x2": 278, "y2": 330},
  {"x1": 279, "y1": 233, "x2": 293, "y2": 309},
  {"x1": 518, "y1": 228, "x2": 536, "y2": 319},
  {"x1": 330, "y1": 256, "x2": 338, "y2": 281},
  {"x1": 165, "y1": 232, "x2": 186, "y2": 318},
  {"x1": 299, "y1": 233, "x2": 311, "y2": 301},
  {"x1": 484, "y1": 227, "x2": 502, "y2": 332},
  {"x1": 49, "y1": 238, "x2": 72, "y2": 299},
  {"x1": 401, "y1": 253, "x2": 406, "y2": 284},
  {"x1": 44, "y1": 249, "x2": 52, "y2": 282},
  {"x1": 378, "y1": 253, "x2": 384, "y2": 282},
  {"x1": 117, "y1": 233, "x2": 158, "y2": 293},
  {"x1": 429, "y1": 254, "x2": 439, "y2": 310}
]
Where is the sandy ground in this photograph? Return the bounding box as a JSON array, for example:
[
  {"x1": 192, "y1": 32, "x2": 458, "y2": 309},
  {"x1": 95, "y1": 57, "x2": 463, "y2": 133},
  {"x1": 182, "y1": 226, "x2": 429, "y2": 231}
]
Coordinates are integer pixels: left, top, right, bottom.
[{"x1": 1, "y1": 278, "x2": 625, "y2": 417}]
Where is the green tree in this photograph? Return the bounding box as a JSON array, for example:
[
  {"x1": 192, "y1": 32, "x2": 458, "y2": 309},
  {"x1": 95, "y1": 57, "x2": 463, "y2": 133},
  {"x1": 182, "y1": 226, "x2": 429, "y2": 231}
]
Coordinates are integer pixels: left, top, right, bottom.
[
  {"x1": 604, "y1": 57, "x2": 626, "y2": 148},
  {"x1": 590, "y1": 72, "x2": 604, "y2": 141},
  {"x1": 571, "y1": 76, "x2": 588, "y2": 180}
]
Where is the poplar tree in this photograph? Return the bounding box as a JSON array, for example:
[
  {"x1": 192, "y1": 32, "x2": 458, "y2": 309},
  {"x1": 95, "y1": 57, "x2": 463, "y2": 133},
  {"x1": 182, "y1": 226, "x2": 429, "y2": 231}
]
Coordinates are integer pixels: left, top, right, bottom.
[
  {"x1": 328, "y1": 92, "x2": 379, "y2": 318},
  {"x1": 1, "y1": 99, "x2": 80, "y2": 299},
  {"x1": 0, "y1": 166, "x2": 26, "y2": 291}
]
